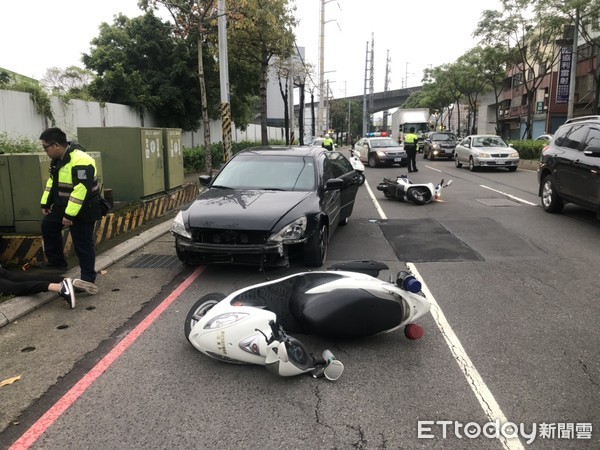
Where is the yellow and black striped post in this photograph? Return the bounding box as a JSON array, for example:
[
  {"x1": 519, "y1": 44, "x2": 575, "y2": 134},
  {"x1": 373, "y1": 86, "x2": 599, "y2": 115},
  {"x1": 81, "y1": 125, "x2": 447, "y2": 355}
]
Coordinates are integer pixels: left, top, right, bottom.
[{"x1": 221, "y1": 102, "x2": 232, "y2": 162}]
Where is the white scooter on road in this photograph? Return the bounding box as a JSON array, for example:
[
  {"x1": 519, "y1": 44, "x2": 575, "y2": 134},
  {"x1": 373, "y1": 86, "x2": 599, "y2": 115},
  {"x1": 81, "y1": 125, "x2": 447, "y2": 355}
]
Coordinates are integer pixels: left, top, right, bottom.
[
  {"x1": 185, "y1": 261, "x2": 432, "y2": 381},
  {"x1": 348, "y1": 148, "x2": 365, "y2": 185},
  {"x1": 377, "y1": 176, "x2": 453, "y2": 205}
]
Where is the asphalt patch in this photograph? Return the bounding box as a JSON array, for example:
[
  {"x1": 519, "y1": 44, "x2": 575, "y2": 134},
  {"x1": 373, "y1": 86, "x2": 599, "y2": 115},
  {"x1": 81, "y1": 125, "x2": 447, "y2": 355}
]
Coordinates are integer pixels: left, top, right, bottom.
[{"x1": 379, "y1": 219, "x2": 483, "y2": 263}]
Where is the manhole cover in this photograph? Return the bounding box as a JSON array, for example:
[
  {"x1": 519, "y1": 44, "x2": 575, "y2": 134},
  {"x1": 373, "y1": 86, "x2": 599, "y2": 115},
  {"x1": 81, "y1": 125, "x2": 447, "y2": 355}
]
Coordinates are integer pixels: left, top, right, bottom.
[
  {"x1": 126, "y1": 254, "x2": 182, "y2": 269},
  {"x1": 476, "y1": 198, "x2": 519, "y2": 207}
]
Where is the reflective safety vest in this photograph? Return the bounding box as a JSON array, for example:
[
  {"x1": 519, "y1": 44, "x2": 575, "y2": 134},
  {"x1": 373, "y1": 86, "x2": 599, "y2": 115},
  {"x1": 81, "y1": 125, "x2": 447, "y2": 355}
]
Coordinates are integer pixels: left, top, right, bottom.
[
  {"x1": 404, "y1": 133, "x2": 418, "y2": 144},
  {"x1": 41, "y1": 145, "x2": 100, "y2": 221},
  {"x1": 322, "y1": 138, "x2": 334, "y2": 150}
]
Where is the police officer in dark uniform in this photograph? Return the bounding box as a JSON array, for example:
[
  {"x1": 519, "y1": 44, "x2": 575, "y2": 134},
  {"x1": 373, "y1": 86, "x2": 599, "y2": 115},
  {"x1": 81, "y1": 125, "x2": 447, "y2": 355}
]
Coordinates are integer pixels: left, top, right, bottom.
[{"x1": 39, "y1": 128, "x2": 102, "y2": 288}]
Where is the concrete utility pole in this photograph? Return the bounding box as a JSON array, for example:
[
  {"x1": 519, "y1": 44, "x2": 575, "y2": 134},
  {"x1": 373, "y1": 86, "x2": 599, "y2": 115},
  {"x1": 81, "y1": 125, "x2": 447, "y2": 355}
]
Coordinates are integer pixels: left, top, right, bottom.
[
  {"x1": 318, "y1": 0, "x2": 326, "y2": 135},
  {"x1": 567, "y1": 8, "x2": 579, "y2": 119},
  {"x1": 218, "y1": 0, "x2": 232, "y2": 161},
  {"x1": 383, "y1": 49, "x2": 391, "y2": 132},
  {"x1": 362, "y1": 40, "x2": 369, "y2": 136},
  {"x1": 369, "y1": 33, "x2": 374, "y2": 115}
]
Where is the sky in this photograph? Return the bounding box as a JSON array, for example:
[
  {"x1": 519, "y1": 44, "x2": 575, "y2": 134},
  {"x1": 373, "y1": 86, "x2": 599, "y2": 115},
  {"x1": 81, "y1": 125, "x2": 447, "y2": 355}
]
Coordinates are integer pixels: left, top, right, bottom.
[{"x1": 1, "y1": 0, "x2": 501, "y2": 99}]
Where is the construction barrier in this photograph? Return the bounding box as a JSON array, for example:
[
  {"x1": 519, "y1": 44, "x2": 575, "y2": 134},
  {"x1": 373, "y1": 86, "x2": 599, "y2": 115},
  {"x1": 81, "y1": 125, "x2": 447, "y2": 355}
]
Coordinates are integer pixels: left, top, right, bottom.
[{"x1": 0, "y1": 182, "x2": 199, "y2": 268}]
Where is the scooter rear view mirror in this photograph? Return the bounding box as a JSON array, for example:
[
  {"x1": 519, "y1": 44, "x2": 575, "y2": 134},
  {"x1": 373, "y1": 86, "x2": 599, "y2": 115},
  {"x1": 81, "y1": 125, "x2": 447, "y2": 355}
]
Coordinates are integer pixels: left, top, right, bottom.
[
  {"x1": 324, "y1": 360, "x2": 344, "y2": 381},
  {"x1": 446, "y1": 180, "x2": 453, "y2": 187}
]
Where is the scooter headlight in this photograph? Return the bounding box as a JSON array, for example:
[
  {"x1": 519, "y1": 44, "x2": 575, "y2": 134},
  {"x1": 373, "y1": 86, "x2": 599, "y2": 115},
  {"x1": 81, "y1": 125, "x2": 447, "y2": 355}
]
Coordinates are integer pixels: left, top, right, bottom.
[
  {"x1": 269, "y1": 216, "x2": 307, "y2": 243},
  {"x1": 204, "y1": 312, "x2": 249, "y2": 329}
]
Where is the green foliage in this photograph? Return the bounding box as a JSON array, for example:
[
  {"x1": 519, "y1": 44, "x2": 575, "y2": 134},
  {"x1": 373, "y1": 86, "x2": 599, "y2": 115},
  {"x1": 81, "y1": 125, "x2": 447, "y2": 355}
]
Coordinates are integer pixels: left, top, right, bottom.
[
  {"x1": 329, "y1": 99, "x2": 364, "y2": 139},
  {"x1": 83, "y1": 11, "x2": 205, "y2": 131},
  {"x1": 6, "y1": 81, "x2": 56, "y2": 125},
  {"x1": 183, "y1": 140, "x2": 289, "y2": 173},
  {"x1": 508, "y1": 139, "x2": 546, "y2": 160},
  {"x1": 0, "y1": 132, "x2": 40, "y2": 153}
]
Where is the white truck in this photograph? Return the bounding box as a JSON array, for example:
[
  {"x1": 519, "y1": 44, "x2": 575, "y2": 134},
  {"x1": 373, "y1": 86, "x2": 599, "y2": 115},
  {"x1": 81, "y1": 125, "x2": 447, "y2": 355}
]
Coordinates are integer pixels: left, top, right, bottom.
[{"x1": 391, "y1": 108, "x2": 431, "y2": 147}]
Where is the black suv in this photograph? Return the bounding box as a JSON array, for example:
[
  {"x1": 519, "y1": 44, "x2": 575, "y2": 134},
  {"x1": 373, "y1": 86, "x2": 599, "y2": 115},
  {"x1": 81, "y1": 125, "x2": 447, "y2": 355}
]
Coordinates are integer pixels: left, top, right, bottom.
[
  {"x1": 422, "y1": 131, "x2": 457, "y2": 160},
  {"x1": 538, "y1": 116, "x2": 600, "y2": 217}
]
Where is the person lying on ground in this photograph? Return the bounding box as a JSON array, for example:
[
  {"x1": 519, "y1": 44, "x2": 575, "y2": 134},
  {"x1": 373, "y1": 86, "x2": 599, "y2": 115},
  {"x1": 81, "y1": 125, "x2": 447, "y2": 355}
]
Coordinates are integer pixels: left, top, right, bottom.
[{"x1": 0, "y1": 265, "x2": 98, "y2": 309}]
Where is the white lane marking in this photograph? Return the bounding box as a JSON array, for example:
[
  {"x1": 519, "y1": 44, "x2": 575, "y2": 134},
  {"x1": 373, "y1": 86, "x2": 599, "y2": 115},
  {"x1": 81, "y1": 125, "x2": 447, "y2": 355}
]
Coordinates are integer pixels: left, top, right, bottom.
[
  {"x1": 365, "y1": 184, "x2": 524, "y2": 450},
  {"x1": 408, "y1": 264, "x2": 524, "y2": 450},
  {"x1": 364, "y1": 179, "x2": 387, "y2": 219},
  {"x1": 480, "y1": 184, "x2": 537, "y2": 206}
]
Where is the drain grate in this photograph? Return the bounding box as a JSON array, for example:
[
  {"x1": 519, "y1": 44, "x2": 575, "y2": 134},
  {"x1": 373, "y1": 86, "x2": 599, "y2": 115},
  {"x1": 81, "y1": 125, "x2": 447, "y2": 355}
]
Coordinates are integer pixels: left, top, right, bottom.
[{"x1": 126, "y1": 254, "x2": 182, "y2": 269}]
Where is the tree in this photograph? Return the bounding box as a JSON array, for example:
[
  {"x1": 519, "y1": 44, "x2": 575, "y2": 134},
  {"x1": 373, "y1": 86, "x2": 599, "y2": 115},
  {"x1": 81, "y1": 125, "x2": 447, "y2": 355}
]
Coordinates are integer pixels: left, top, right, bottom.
[
  {"x1": 0, "y1": 70, "x2": 14, "y2": 87},
  {"x1": 329, "y1": 99, "x2": 363, "y2": 142},
  {"x1": 83, "y1": 11, "x2": 204, "y2": 131},
  {"x1": 468, "y1": 45, "x2": 518, "y2": 134},
  {"x1": 411, "y1": 67, "x2": 458, "y2": 131},
  {"x1": 475, "y1": 0, "x2": 567, "y2": 138},
  {"x1": 228, "y1": 0, "x2": 297, "y2": 145},
  {"x1": 537, "y1": 0, "x2": 600, "y2": 113},
  {"x1": 138, "y1": 1, "x2": 216, "y2": 172},
  {"x1": 454, "y1": 50, "x2": 495, "y2": 134},
  {"x1": 40, "y1": 66, "x2": 94, "y2": 97}
]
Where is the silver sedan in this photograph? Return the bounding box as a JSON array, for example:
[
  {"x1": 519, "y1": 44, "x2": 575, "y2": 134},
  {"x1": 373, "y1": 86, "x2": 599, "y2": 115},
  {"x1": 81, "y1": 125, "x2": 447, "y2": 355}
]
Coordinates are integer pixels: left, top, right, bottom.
[{"x1": 454, "y1": 135, "x2": 520, "y2": 172}]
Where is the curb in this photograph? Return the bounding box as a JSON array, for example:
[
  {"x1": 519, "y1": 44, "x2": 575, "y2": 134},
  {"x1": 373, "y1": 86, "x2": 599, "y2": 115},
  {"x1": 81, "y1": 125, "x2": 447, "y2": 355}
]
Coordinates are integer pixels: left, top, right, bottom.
[{"x1": 0, "y1": 220, "x2": 173, "y2": 329}]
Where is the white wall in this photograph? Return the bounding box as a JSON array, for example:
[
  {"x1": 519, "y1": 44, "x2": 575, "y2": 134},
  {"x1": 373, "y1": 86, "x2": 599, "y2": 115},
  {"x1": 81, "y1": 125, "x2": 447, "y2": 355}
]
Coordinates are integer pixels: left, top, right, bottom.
[{"x1": 0, "y1": 89, "x2": 282, "y2": 146}]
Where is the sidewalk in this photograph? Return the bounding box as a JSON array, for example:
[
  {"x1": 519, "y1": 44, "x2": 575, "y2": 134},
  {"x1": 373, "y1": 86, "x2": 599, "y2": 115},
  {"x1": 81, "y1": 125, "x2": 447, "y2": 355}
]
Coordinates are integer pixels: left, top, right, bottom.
[{"x1": 0, "y1": 219, "x2": 173, "y2": 329}]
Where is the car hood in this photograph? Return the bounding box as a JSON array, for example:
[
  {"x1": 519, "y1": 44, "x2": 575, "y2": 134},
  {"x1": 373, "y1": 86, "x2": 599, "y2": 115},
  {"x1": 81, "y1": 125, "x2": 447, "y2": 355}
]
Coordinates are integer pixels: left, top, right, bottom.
[{"x1": 184, "y1": 188, "x2": 313, "y2": 230}]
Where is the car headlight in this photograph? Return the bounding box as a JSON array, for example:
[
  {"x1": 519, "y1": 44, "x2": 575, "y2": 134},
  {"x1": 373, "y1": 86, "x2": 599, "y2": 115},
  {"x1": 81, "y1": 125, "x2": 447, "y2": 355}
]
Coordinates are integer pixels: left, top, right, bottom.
[
  {"x1": 204, "y1": 312, "x2": 249, "y2": 329},
  {"x1": 171, "y1": 211, "x2": 192, "y2": 239},
  {"x1": 376, "y1": 151, "x2": 387, "y2": 157},
  {"x1": 478, "y1": 152, "x2": 492, "y2": 158},
  {"x1": 268, "y1": 216, "x2": 307, "y2": 243},
  {"x1": 433, "y1": 144, "x2": 441, "y2": 150},
  {"x1": 510, "y1": 151, "x2": 519, "y2": 158}
]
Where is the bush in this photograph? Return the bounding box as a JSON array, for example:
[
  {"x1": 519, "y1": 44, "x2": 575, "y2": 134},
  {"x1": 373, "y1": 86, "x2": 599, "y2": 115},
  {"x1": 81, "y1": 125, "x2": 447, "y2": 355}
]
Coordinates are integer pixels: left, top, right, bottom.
[
  {"x1": 0, "y1": 132, "x2": 40, "y2": 154},
  {"x1": 183, "y1": 141, "x2": 265, "y2": 174},
  {"x1": 508, "y1": 140, "x2": 545, "y2": 160}
]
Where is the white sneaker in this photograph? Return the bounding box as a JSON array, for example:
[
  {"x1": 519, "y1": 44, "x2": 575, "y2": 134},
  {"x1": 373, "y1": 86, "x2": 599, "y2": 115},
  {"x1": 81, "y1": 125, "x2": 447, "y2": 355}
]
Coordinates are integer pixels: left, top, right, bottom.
[
  {"x1": 73, "y1": 279, "x2": 99, "y2": 295},
  {"x1": 59, "y1": 278, "x2": 76, "y2": 309}
]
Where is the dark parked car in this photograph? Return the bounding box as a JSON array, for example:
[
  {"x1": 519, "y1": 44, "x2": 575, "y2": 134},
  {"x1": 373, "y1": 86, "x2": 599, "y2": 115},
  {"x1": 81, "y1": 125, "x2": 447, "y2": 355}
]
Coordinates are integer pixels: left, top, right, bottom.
[
  {"x1": 422, "y1": 131, "x2": 458, "y2": 160},
  {"x1": 538, "y1": 116, "x2": 600, "y2": 216},
  {"x1": 353, "y1": 137, "x2": 407, "y2": 167},
  {"x1": 171, "y1": 146, "x2": 360, "y2": 267}
]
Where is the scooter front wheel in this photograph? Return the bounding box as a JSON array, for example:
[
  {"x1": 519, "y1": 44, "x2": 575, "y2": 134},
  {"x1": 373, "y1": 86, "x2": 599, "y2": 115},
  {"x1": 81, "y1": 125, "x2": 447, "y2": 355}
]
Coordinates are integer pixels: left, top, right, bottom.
[
  {"x1": 185, "y1": 293, "x2": 226, "y2": 344},
  {"x1": 406, "y1": 186, "x2": 432, "y2": 205}
]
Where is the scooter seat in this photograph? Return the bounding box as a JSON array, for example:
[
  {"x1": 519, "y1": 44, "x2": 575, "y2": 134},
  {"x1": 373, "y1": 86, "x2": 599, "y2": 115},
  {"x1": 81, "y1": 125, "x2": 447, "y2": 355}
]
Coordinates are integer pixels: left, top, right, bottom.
[{"x1": 292, "y1": 286, "x2": 404, "y2": 338}]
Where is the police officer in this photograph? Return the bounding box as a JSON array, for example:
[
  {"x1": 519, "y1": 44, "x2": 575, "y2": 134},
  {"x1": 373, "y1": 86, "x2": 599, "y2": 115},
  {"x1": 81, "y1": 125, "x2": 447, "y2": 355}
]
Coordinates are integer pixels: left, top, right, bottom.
[
  {"x1": 404, "y1": 127, "x2": 419, "y2": 173},
  {"x1": 39, "y1": 128, "x2": 102, "y2": 289},
  {"x1": 322, "y1": 133, "x2": 334, "y2": 151}
]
